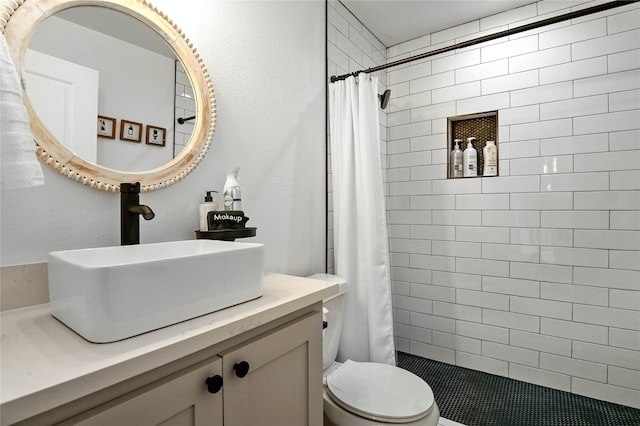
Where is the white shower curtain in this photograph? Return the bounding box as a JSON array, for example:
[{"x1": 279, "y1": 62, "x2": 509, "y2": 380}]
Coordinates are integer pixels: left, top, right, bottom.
[{"x1": 329, "y1": 73, "x2": 395, "y2": 366}]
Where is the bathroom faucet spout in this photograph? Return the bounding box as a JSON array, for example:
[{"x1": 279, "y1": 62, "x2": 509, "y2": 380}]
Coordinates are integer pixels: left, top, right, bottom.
[
  {"x1": 128, "y1": 204, "x2": 155, "y2": 220},
  {"x1": 120, "y1": 182, "x2": 154, "y2": 245}
]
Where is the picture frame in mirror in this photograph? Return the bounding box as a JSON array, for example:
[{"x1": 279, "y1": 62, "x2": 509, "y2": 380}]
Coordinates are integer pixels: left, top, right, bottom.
[
  {"x1": 97, "y1": 115, "x2": 116, "y2": 139},
  {"x1": 120, "y1": 119, "x2": 142, "y2": 143},
  {"x1": 146, "y1": 125, "x2": 166, "y2": 147}
]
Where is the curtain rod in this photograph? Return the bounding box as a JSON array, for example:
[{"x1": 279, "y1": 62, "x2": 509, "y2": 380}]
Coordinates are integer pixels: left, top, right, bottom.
[{"x1": 330, "y1": 0, "x2": 638, "y2": 83}]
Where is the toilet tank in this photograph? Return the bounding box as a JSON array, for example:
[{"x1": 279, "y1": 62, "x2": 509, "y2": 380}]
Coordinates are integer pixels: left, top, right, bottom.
[{"x1": 308, "y1": 274, "x2": 348, "y2": 370}]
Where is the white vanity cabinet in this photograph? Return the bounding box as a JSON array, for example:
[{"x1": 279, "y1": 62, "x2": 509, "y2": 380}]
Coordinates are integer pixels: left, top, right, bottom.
[
  {"x1": 52, "y1": 312, "x2": 321, "y2": 426},
  {"x1": 221, "y1": 311, "x2": 321, "y2": 426},
  {"x1": 1, "y1": 274, "x2": 334, "y2": 426},
  {"x1": 70, "y1": 357, "x2": 224, "y2": 426}
]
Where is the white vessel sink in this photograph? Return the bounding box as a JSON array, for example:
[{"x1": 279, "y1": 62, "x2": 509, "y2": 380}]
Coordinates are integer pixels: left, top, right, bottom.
[{"x1": 48, "y1": 240, "x2": 264, "y2": 343}]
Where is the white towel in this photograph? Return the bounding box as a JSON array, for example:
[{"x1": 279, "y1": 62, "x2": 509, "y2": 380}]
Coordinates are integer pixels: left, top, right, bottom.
[{"x1": 0, "y1": 32, "x2": 44, "y2": 190}]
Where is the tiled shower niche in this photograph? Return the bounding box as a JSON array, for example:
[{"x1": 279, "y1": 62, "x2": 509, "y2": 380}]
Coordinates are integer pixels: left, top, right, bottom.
[{"x1": 447, "y1": 111, "x2": 499, "y2": 179}]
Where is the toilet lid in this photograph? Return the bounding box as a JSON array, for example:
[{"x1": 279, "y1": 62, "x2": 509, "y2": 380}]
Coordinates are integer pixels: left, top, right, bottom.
[{"x1": 326, "y1": 360, "x2": 434, "y2": 423}]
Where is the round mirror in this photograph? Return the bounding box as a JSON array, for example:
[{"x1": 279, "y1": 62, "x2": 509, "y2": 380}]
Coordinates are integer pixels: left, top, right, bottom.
[
  {"x1": 27, "y1": 6, "x2": 195, "y2": 172},
  {"x1": 2, "y1": 0, "x2": 216, "y2": 192}
]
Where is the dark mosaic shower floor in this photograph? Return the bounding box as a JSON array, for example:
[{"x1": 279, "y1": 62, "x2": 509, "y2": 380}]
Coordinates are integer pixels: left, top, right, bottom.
[{"x1": 397, "y1": 351, "x2": 640, "y2": 426}]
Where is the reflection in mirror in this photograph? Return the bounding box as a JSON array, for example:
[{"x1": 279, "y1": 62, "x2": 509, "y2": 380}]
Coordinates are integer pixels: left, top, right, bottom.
[{"x1": 26, "y1": 6, "x2": 195, "y2": 172}]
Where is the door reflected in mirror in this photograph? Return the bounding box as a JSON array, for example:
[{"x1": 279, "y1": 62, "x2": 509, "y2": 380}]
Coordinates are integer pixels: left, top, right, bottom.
[{"x1": 26, "y1": 6, "x2": 195, "y2": 172}]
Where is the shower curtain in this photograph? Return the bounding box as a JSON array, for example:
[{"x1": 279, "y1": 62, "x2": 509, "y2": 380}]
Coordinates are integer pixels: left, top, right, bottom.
[{"x1": 329, "y1": 73, "x2": 395, "y2": 366}]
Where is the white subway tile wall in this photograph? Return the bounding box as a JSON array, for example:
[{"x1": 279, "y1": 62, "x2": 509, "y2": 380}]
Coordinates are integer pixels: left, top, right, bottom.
[
  {"x1": 328, "y1": 0, "x2": 640, "y2": 410},
  {"x1": 174, "y1": 62, "x2": 195, "y2": 152}
]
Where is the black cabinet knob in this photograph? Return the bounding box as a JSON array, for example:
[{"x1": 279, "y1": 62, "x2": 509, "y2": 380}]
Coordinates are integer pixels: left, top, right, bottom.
[
  {"x1": 205, "y1": 375, "x2": 223, "y2": 394},
  {"x1": 233, "y1": 361, "x2": 250, "y2": 378}
]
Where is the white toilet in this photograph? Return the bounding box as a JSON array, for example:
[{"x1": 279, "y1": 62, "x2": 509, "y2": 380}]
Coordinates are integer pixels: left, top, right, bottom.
[{"x1": 310, "y1": 274, "x2": 440, "y2": 426}]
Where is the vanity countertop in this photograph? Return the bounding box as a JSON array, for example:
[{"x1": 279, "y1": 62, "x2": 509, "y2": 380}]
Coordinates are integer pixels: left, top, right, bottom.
[{"x1": 0, "y1": 273, "x2": 336, "y2": 425}]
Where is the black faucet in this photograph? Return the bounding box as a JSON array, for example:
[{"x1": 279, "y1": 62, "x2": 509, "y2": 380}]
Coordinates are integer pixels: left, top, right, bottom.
[{"x1": 120, "y1": 182, "x2": 155, "y2": 245}]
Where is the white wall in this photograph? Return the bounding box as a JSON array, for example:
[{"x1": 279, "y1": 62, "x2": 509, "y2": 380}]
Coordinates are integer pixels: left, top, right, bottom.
[
  {"x1": 384, "y1": 1, "x2": 639, "y2": 409},
  {"x1": 0, "y1": 0, "x2": 326, "y2": 277}
]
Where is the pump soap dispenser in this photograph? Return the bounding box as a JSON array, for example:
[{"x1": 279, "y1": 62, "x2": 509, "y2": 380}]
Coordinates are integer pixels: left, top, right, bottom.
[
  {"x1": 450, "y1": 139, "x2": 463, "y2": 178},
  {"x1": 199, "y1": 191, "x2": 218, "y2": 231},
  {"x1": 223, "y1": 167, "x2": 242, "y2": 211},
  {"x1": 463, "y1": 137, "x2": 478, "y2": 177}
]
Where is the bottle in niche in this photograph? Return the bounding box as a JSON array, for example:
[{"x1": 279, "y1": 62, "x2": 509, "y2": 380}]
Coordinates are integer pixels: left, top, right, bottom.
[
  {"x1": 450, "y1": 139, "x2": 463, "y2": 177},
  {"x1": 463, "y1": 137, "x2": 478, "y2": 177},
  {"x1": 483, "y1": 140, "x2": 498, "y2": 176}
]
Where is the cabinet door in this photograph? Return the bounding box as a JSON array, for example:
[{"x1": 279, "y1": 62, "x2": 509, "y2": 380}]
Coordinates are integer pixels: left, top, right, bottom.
[
  {"x1": 222, "y1": 311, "x2": 322, "y2": 426},
  {"x1": 69, "y1": 357, "x2": 223, "y2": 426}
]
